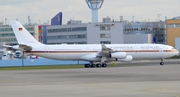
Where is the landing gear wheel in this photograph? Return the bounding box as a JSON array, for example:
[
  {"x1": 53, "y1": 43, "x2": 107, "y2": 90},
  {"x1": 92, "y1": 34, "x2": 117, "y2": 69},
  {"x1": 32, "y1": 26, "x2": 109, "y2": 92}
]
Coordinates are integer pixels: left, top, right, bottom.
[
  {"x1": 160, "y1": 62, "x2": 164, "y2": 65},
  {"x1": 102, "y1": 63, "x2": 107, "y2": 67},
  {"x1": 84, "y1": 64, "x2": 90, "y2": 68},
  {"x1": 90, "y1": 64, "x2": 96, "y2": 68},
  {"x1": 96, "y1": 64, "x2": 101, "y2": 68}
]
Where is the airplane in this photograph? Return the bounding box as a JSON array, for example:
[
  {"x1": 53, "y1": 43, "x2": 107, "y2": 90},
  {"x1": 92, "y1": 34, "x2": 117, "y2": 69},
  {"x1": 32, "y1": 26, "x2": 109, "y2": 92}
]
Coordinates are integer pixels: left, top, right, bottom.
[{"x1": 10, "y1": 21, "x2": 179, "y2": 68}]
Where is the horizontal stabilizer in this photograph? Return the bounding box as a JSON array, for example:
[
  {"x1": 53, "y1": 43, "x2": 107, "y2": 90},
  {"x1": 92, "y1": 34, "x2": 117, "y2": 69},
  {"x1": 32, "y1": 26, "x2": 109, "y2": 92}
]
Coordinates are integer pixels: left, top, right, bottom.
[{"x1": 1, "y1": 45, "x2": 19, "y2": 52}]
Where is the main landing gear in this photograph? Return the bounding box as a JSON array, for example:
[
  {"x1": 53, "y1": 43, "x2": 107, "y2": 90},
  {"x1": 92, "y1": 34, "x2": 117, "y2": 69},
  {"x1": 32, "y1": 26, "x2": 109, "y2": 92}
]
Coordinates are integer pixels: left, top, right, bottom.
[
  {"x1": 84, "y1": 63, "x2": 107, "y2": 68},
  {"x1": 160, "y1": 58, "x2": 164, "y2": 65}
]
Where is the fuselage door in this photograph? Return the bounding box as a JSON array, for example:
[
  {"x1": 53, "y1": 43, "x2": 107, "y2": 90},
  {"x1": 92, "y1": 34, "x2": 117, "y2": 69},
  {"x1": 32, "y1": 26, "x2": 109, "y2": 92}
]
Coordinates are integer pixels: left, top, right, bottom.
[
  {"x1": 134, "y1": 46, "x2": 138, "y2": 52},
  {"x1": 159, "y1": 46, "x2": 164, "y2": 58},
  {"x1": 86, "y1": 47, "x2": 90, "y2": 53},
  {"x1": 44, "y1": 46, "x2": 49, "y2": 53}
]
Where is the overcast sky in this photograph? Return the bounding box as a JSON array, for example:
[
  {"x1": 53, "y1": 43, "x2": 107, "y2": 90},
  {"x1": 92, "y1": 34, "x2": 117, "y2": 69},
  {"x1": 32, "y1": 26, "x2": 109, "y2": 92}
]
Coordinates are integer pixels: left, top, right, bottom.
[{"x1": 1, "y1": 0, "x2": 180, "y2": 25}]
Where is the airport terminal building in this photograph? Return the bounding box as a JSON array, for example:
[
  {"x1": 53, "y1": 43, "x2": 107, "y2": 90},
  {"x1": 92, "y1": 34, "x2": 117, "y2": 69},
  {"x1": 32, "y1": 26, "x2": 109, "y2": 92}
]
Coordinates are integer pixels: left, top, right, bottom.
[
  {"x1": 0, "y1": 23, "x2": 39, "y2": 46},
  {"x1": 166, "y1": 17, "x2": 180, "y2": 52},
  {"x1": 123, "y1": 20, "x2": 166, "y2": 44},
  {"x1": 45, "y1": 21, "x2": 124, "y2": 44}
]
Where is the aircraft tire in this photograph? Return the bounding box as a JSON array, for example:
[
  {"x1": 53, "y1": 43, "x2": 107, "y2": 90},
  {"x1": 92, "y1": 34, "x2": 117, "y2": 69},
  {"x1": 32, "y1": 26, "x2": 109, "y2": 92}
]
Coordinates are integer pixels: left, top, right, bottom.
[
  {"x1": 160, "y1": 62, "x2": 164, "y2": 65},
  {"x1": 90, "y1": 64, "x2": 96, "y2": 68},
  {"x1": 96, "y1": 64, "x2": 101, "y2": 68},
  {"x1": 84, "y1": 64, "x2": 90, "y2": 68},
  {"x1": 102, "y1": 63, "x2": 107, "y2": 67}
]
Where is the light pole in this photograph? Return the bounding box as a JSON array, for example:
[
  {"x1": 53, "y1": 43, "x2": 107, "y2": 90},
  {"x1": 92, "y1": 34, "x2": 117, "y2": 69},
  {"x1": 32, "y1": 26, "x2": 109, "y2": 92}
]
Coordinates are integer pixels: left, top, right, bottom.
[
  {"x1": 4, "y1": 18, "x2": 7, "y2": 25},
  {"x1": 157, "y1": 14, "x2": 161, "y2": 21},
  {"x1": 38, "y1": 20, "x2": 41, "y2": 25}
]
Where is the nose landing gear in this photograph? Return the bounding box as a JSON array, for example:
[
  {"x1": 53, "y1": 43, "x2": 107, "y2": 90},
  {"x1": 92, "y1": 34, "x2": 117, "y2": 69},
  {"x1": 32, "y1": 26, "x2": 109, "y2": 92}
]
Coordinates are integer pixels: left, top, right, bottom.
[{"x1": 160, "y1": 59, "x2": 164, "y2": 65}]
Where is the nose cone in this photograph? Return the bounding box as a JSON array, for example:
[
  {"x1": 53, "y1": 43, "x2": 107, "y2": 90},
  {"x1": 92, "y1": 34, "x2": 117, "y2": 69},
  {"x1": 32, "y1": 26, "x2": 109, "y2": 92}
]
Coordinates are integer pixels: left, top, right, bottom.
[
  {"x1": 164, "y1": 49, "x2": 179, "y2": 58},
  {"x1": 174, "y1": 49, "x2": 179, "y2": 55}
]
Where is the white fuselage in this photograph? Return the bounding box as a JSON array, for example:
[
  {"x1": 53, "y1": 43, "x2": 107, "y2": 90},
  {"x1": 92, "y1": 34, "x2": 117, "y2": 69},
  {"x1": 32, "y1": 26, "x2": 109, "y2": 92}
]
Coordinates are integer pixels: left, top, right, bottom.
[{"x1": 26, "y1": 44, "x2": 179, "y2": 62}]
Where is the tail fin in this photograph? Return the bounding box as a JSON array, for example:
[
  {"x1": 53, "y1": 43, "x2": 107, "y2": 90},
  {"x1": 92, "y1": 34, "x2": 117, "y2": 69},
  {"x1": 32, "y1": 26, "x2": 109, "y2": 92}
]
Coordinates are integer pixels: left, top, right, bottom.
[{"x1": 10, "y1": 21, "x2": 43, "y2": 45}]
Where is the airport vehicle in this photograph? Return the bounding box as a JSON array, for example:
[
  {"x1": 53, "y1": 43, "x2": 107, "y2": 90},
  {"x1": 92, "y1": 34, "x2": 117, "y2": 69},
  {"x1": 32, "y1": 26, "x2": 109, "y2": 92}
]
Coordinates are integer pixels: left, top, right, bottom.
[
  {"x1": 1, "y1": 45, "x2": 24, "y2": 59},
  {"x1": 10, "y1": 21, "x2": 179, "y2": 68}
]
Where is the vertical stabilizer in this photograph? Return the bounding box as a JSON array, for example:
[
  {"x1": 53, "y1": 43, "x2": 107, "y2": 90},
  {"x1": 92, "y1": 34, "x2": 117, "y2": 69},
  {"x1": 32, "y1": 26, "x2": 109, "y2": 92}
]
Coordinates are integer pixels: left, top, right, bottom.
[{"x1": 10, "y1": 21, "x2": 43, "y2": 45}]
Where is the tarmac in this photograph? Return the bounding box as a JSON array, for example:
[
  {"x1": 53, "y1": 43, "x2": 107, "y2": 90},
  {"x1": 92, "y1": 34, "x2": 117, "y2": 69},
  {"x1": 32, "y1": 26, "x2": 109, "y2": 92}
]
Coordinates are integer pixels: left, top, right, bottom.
[{"x1": 0, "y1": 62, "x2": 180, "y2": 97}]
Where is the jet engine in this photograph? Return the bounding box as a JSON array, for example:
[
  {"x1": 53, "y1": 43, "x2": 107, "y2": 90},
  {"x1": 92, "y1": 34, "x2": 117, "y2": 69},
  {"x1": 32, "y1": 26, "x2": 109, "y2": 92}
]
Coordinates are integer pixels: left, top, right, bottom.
[
  {"x1": 117, "y1": 55, "x2": 133, "y2": 62},
  {"x1": 110, "y1": 52, "x2": 127, "y2": 59}
]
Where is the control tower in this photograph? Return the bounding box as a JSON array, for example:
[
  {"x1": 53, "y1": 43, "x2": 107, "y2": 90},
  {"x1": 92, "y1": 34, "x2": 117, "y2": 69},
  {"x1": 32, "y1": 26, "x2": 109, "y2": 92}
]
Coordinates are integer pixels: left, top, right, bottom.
[{"x1": 85, "y1": 0, "x2": 104, "y2": 23}]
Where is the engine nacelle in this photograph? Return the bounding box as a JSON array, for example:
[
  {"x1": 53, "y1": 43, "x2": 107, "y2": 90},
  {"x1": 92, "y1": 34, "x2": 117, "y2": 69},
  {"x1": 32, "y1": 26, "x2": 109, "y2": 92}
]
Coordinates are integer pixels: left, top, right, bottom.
[
  {"x1": 110, "y1": 52, "x2": 127, "y2": 59},
  {"x1": 117, "y1": 55, "x2": 133, "y2": 62}
]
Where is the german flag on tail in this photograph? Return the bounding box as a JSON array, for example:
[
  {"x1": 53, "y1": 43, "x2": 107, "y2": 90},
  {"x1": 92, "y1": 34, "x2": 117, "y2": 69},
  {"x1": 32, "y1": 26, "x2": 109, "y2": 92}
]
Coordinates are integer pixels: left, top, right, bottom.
[{"x1": 19, "y1": 28, "x2": 22, "y2": 31}]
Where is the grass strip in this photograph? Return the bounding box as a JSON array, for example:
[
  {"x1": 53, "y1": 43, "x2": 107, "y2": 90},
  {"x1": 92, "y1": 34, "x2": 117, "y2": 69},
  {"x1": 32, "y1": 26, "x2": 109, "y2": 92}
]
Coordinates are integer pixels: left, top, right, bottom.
[
  {"x1": 0, "y1": 65, "x2": 85, "y2": 70},
  {"x1": 0, "y1": 63, "x2": 143, "y2": 70}
]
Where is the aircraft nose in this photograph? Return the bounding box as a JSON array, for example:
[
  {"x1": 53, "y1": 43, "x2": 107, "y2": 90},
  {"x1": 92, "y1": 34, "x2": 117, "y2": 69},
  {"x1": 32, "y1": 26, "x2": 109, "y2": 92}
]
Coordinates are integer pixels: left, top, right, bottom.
[{"x1": 174, "y1": 49, "x2": 179, "y2": 55}]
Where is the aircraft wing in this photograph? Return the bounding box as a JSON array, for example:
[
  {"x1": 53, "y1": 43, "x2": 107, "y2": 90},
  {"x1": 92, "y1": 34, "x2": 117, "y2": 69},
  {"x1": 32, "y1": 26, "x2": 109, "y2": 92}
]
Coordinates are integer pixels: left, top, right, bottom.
[
  {"x1": 81, "y1": 44, "x2": 113, "y2": 62},
  {"x1": 96, "y1": 44, "x2": 127, "y2": 62},
  {"x1": 94, "y1": 44, "x2": 112, "y2": 62},
  {"x1": 96, "y1": 44, "x2": 113, "y2": 57}
]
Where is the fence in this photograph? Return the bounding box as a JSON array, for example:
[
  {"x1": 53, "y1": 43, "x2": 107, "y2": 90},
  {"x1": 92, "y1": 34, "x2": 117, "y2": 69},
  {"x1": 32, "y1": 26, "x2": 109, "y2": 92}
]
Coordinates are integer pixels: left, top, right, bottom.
[{"x1": 0, "y1": 57, "x2": 89, "y2": 67}]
